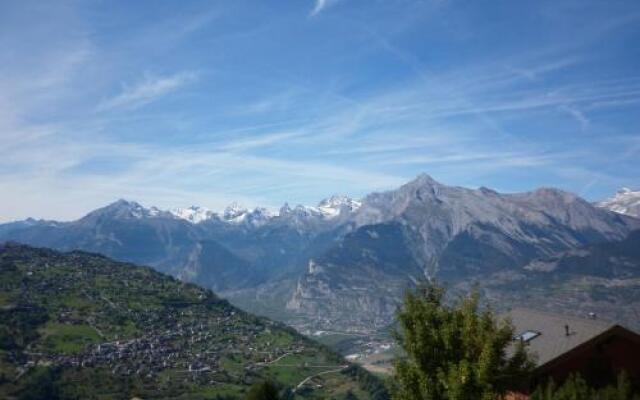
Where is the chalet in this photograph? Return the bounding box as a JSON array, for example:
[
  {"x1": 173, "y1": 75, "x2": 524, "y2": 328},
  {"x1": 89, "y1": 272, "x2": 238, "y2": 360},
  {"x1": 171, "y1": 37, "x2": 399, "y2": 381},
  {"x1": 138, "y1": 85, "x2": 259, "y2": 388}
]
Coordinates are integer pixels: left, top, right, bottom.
[{"x1": 508, "y1": 308, "x2": 640, "y2": 389}]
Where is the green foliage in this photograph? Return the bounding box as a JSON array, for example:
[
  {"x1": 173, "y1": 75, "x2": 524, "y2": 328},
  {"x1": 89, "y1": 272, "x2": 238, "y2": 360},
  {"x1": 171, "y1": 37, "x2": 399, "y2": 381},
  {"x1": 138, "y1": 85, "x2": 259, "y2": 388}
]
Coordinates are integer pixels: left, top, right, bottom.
[
  {"x1": 530, "y1": 372, "x2": 639, "y2": 400},
  {"x1": 42, "y1": 323, "x2": 101, "y2": 354},
  {"x1": 17, "y1": 367, "x2": 61, "y2": 400},
  {"x1": 343, "y1": 364, "x2": 390, "y2": 400},
  {"x1": 0, "y1": 306, "x2": 49, "y2": 351},
  {"x1": 392, "y1": 281, "x2": 534, "y2": 400},
  {"x1": 245, "y1": 380, "x2": 280, "y2": 400}
]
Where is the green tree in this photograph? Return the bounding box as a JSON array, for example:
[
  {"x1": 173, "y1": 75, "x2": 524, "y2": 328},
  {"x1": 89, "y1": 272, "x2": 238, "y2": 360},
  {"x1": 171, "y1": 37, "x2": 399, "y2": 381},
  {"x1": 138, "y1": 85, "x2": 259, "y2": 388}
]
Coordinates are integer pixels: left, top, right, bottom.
[
  {"x1": 393, "y1": 281, "x2": 534, "y2": 400},
  {"x1": 245, "y1": 380, "x2": 280, "y2": 400}
]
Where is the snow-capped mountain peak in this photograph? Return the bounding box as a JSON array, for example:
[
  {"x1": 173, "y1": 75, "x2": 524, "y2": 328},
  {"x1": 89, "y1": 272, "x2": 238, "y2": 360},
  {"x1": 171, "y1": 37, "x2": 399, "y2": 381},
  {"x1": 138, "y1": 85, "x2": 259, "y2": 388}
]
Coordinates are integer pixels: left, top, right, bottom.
[
  {"x1": 223, "y1": 202, "x2": 249, "y2": 220},
  {"x1": 277, "y1": 196, "x2": 360, "y2": 222},
  {"x1": 81, "y1": 195, "x2": 362, "y2": 227},
  {"x1": 317, "y1": 195, "x2": 361, "y2": 218},
  {"x1": 244, "y1": 207, "x2": 276, "y2": 227},
  {"x1": 597, "y1": 188, "x2": 640, "y2": 217},
  {"x1": 170, "y1": 203, "x2": 275, "y2": 226},
  {"x1": 219, "y1": 203, "x2": 275, "y2": 227},
  {"x1": 170, "y1": 206, "x2": 216, "y2": 224},
  {"x1": 81, "y1": 199, "x2": 164, "y2": 221}
]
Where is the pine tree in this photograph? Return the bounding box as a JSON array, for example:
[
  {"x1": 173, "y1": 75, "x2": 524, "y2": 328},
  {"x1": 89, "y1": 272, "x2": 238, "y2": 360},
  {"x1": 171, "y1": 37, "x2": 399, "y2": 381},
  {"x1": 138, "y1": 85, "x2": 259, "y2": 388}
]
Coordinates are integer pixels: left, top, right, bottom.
[{"x1": 392, "y1": 281, "x2": 534, "y2": 400}]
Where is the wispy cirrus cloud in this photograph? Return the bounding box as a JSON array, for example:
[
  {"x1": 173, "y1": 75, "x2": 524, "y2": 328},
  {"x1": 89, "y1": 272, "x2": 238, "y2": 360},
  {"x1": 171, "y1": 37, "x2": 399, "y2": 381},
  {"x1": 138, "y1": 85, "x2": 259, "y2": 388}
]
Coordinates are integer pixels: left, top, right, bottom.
[
  {"x1": 558, "y1": 105, "x2": 590, "y2": 131},
  {"x1": 218, "y1": 131, "x2": 307, "y2": 152},
  {"x1": 1, "y1": 0, "x2": 639, "y2": 222},
  {"x1": 97, "y1": 72, "x2": 198, "y2": 111},
  {"x1": 310, "y1": 0, "x2": 327, "y2": 16},
  {"x1": 310, "y1": 0, "x2": 341, "y2": 16}
]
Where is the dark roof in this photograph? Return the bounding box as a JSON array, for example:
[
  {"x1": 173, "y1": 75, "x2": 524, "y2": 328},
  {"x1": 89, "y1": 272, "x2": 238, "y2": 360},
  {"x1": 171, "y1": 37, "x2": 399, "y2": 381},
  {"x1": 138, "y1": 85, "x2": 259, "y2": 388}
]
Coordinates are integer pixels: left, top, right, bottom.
[{"x1": 507, "y1": 308, "x2": 615, "y2": 367}]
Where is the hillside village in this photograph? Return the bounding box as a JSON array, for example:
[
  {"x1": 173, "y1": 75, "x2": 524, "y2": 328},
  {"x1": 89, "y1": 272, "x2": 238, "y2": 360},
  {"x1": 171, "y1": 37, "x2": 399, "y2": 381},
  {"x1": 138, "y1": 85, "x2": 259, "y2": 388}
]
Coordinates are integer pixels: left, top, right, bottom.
[{"x1": 0, "y1": 244, "x2": 383, "y2": 399}]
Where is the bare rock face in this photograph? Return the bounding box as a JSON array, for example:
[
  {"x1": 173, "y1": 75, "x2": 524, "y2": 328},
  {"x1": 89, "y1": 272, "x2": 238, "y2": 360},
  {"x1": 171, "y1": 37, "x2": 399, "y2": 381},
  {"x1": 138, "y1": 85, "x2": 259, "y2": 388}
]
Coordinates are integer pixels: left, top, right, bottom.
[
  {"x1": 286, "y1": 257, "x2": 409, "y2": 332},
  {"x1": 287, "y1": 175, "x2": 640, "y2": 331}
]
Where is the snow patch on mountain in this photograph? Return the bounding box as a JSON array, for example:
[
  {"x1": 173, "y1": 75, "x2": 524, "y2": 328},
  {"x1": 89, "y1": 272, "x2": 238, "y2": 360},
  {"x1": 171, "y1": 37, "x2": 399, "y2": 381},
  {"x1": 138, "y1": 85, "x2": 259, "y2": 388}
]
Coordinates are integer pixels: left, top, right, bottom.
[
  {"x1": 222, "y1": 203, "x2": 275, "y2": 227},
  {"x1": 86, "y1": 195, "x2": 361, "y2": 226},
  {"x1": 223, "y1": 202, "x2": 249, "y2": 221},
  {"x1": 597, "y1": 188, "x2": 640, "y2": 217},
  {"x1": 170, "y1": 206, "x2": 216, "y2": 224},
  {"x1": 170, "y1": 203, "x2": 275, "y2": 226},
  {"x1": 317, "y1": 195, "x2": 361, "y2": 218},
  {"x1": 278, "y1": 195, "x2": 361, "y2": 221}
]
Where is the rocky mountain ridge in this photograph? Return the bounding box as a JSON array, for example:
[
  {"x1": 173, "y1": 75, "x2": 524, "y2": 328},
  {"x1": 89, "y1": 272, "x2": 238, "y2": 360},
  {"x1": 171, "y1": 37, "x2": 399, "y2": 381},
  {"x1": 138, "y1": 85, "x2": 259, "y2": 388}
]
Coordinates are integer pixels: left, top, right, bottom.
[
  {"x1": 1, "y1": 175, "x2": 638, "y2": 333},
  {"x1": 71, "y1": 195, "x2": 362, "y2": 227},
  {"x1": 286, "y1": 175, "x2": 639, "y2": 331}
]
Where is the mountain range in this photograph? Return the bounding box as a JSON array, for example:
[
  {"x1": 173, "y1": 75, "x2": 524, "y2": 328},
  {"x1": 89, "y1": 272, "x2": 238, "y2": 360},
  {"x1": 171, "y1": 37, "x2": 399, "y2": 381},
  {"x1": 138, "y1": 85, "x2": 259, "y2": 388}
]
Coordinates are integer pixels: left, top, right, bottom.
[{"x1": 1, "y1": 174, "x2": 638, "y2": 333}]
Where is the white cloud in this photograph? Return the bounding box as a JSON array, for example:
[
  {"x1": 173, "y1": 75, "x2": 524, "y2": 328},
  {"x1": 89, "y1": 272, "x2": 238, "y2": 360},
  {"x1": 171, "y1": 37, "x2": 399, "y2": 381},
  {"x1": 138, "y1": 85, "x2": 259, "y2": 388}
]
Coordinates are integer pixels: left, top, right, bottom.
[
  {"x1": 310, "y1": 0, "x2": 341, "y2": 16},
  {"x1": 1, "y1": 1, "x2": 639, "y2": 222},
  {"x1": 97, "y1": 72, "x2": 198, "y2": 111},
  {"x1": 219, "y1": 131, "x2": 306, "y2": 151},
  {"x1": 558, "y1": 105, "x2": 590, "y2": 131},
  {"x1": 310, "y1": 0, "x2": 327, "y2": 16}
]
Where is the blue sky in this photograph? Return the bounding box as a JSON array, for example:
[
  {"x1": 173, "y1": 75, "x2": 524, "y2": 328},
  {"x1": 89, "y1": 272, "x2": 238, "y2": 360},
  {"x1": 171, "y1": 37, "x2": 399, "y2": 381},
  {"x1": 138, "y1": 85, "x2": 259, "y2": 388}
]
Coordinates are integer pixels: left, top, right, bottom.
[{"x1": 1, "y1": 0, "x2": 639, "y2": 221}]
